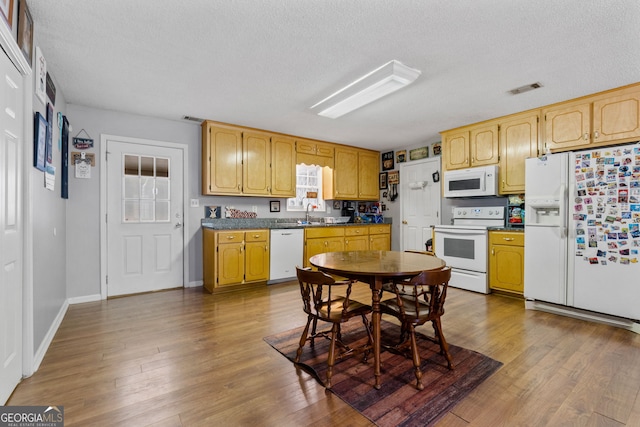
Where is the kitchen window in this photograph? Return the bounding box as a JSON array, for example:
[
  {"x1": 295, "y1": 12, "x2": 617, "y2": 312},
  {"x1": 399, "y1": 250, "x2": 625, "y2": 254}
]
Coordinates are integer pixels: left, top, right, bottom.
[{"x1": 286, "y1": 163, "x2": 325, "y2": 212}]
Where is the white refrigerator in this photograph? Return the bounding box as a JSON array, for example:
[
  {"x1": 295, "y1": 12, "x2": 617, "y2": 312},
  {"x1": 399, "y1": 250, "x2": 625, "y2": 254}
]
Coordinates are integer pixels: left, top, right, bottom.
[{"x1": 525, "y1": 144, "x2": 640, "y2": 321}]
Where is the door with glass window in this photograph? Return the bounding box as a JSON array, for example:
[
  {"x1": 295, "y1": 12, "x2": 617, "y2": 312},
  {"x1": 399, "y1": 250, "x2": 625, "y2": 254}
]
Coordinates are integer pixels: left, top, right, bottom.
[{"x1": 106, "y1": 140, "x2": 184, "y2": 296}]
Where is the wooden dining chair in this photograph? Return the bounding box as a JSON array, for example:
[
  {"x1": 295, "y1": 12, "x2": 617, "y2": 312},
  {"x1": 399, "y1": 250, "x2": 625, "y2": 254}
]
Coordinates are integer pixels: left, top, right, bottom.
[
  {"x1": 380, "y1": 266, "x2": 454, "y2": 390},
  {"x1": 294, "y1": 267, "x2": 374, "y2": 389}
]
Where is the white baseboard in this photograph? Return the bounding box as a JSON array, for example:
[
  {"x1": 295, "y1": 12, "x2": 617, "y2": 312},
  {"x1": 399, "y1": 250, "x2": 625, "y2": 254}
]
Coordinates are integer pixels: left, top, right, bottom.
[
  {"x1": 186, "y1": 280, "x2": 202, "y2": 288},
  {"x1": 68, "y1": 294, "x2": 102, "y2": 304},
  {"x1": 525, "y1": 300, "x2": 640, "y2": 334},
  {"x1": 32, "y1": 299, "x2": 69, "y2": 373}
]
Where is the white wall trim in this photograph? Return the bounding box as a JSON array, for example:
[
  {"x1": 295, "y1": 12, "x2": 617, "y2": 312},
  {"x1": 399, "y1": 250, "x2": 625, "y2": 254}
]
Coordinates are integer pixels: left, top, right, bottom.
[
  {"x1": 186, "y1": 280, "x2": 203, "y2": 288},
  {"x1": 31, "y1": 300, "x2": 69, "y2": 374},
  {"x1": 0, "y1": 21, "x2": 31, "y2": 76},
  {"x1": 68, "y1": 294, "x2": 102, "y2": 305},
  {"x1": 99, "y1": 134, "x2": 190, "y2": 299}
]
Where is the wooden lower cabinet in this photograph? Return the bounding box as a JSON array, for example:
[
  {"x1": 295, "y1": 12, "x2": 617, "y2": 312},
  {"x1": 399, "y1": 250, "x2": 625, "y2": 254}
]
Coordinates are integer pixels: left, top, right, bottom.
[
  {"x1": 303, "y1": 224, "x2": 392, "y2": 267},
  {"x1": 304, "y1": 227, "x2": 345, "y2": 268},
  {"x1": 488, "y1": 231, "x2": 524, "y2": 295},
  {"x1": 344, "y1": 226, "x2": 369, "y2": 251},
  {"x1": 203, "y1": 228, "x2": 269, "y2": 293},
  {"x1": 369, "y1": 224, "x2": 391, "y2": 250}
]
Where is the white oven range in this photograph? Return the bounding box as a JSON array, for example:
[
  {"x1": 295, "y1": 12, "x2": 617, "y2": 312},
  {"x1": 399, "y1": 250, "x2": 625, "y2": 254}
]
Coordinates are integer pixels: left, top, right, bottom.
[{"x1": 433, "y1": 206, "x2": 505, "y2": 294}]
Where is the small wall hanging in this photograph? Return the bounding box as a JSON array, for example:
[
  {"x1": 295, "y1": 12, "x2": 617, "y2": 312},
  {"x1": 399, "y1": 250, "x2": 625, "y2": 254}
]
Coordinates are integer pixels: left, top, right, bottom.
[{"x1": 73, "y1": 129, "x2": 94, "y2": 149}]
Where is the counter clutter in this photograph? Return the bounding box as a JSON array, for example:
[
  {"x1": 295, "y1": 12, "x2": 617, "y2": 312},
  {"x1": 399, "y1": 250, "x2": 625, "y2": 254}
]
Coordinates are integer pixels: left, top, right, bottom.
[{"x1": 201, "y1": 217, "x2": 392, "y2": 230}]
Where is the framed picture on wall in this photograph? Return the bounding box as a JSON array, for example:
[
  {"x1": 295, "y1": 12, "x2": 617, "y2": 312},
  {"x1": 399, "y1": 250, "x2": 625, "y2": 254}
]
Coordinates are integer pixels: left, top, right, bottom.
[
  {"x1": 379, "y1": 172, "x2": 388, "y2": 190},
  {"x1": 17, "y1": 0, "x2": 33, "y2": 66},
  {"x1": 0, "y1": 0, "x2": 14, "y2": 28},
  {"x1": 34, "y1": 112, "x2": 47, "y2": 171},
  {"x1": 382, "y1": 151, "x2": 394, "y2": 171},
  {"x1": 387, "y1": 170, "x2": 399, "y2": 185}
]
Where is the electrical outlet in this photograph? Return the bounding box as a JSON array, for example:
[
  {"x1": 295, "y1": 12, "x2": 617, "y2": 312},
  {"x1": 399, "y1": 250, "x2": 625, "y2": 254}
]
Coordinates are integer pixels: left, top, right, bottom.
[
  {"x1": 190, "y1": 199, "x2": 199, "y2": 207},
  {"x1": 252, "y1": 205, "x2": 257, "y2": 213}
]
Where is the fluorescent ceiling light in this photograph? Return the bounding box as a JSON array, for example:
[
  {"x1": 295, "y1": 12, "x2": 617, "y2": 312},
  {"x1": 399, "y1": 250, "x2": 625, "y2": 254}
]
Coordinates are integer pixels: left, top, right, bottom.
[{"x1": 311, "y1": 60, "x2": 421, "y2": 119}]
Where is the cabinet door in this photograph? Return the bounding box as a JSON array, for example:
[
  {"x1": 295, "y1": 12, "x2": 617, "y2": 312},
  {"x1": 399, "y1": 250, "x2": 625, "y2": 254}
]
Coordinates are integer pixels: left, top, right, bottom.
[
  {"x1": 242, "y1": 131, "x2": 271, "y2": 195},
  {"x1": 442, "y1": 130, "x2": 470, "y2": 170},
  {"x1": 358, "y1": 150, "x2": 379, "y2": 200},
  {"x1": 203, "y1": 124, "x2": 242, "y2": 195},
  {"x1": 592, "y1": 87, "x2": 640, "y2": 144},
  {"x1": 470, "y1": 123, "x2": 499, "y2": 166},
  {"x1": 345, "y1": 235, "x2": 368, "y2": 251},
  {"x1": 489, "y1": 244, "x2": 524, "y2": 294},
  {"x1": 271, "y1": 135, "x2": 296, "y2": 197},
  {"x1": 245, "y1": 240, "x2": 269, "y2": 282},
  {"x1": 304, "y1": 237, "x2": 345, "y2": 267},
  {"x1": 369, "y1": 233, "x2": 390, "y2": 251},
  {"x1": 543, "y1": 101, "x2": 591, "y2": 151},
  {"x1": 499, "y1": 114, "x2": 539, "y2": 194},
  {"x1": 333, "y1": 147, "x2": 358, "y2": 199},
  {"x1": 218, "y1": 242, "x2": 245, "y2": 286}
]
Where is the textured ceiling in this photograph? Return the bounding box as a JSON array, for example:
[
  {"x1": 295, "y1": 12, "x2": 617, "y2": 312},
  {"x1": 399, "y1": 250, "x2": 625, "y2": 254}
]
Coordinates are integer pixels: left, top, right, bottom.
[{"x1": 27, "y1": 0, "x2": 640, "y2": 151}]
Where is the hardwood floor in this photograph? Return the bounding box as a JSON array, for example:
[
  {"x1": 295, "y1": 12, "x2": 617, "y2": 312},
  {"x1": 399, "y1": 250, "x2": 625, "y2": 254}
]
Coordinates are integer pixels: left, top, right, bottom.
[{"x1": 8, "y1": 282, "x2": 640, "y2": 426}]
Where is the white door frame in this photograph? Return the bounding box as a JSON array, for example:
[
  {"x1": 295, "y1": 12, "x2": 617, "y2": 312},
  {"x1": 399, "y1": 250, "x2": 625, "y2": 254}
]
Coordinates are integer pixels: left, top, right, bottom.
[{"x1": 100, "y1": 134, "x2": 189, "y2": 299}]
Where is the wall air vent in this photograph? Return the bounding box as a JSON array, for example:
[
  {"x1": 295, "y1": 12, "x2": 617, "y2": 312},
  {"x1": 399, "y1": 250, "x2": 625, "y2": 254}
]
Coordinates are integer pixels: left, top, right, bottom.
[
  {"x1": 182, "y1": 115, "x2": 204, "y2": 123},
  {"x1": 508, "y1": 82, "x2": 543, "y2": 95}
]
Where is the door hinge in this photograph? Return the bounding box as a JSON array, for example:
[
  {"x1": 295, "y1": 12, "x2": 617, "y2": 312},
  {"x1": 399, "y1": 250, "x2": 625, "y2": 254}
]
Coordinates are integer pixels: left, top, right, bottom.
[
  {"x1": 105, "y1": 275, "x2": 108, "y2": 284},
  {"x1": 105, "y1": 213, "x2": 108, "y2": 223}
]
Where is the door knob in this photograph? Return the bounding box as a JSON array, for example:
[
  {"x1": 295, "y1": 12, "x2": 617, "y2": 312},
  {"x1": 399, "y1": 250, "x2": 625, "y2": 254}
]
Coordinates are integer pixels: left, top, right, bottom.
[{"x1": 175, "y1": 222, "x2": 183, "y2": 229}]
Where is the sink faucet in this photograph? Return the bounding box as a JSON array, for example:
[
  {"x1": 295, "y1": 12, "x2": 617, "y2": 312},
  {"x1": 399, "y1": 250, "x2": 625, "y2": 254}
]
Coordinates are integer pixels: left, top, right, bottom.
[{"x1": 306, "y1": 203, "x2": 315, "y2": 222}]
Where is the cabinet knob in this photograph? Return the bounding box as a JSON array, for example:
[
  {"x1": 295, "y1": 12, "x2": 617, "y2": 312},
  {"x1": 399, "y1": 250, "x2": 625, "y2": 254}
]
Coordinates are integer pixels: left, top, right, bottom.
[
  {"x1": 583, "y1": 133, "x2": 589, "y2": 141},
  {"x1": 594, "y1": 130, "x2": 600, "y2": 139},
  {"x1": 503, "y1": 237, "x2": 515, "y2": 241},
  {"x1": 402, "y1": 220, "x2": 407, "y2": 224},
  {"x1": 491, "y1": 248, "x2": 495, "y2": 255},
  {"x1": 227, "y1": 236, "x2": 235, "y2": 240}
]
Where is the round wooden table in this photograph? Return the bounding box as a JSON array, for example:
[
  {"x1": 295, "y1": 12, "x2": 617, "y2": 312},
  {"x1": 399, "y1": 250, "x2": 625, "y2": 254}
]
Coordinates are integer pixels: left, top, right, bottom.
[{"x1": 309, "y1": 250, "x2": 446, "y2": 389}]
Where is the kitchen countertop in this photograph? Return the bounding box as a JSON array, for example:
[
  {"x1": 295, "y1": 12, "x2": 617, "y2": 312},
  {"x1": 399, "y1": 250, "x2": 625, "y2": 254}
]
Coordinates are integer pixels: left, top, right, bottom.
[{"x1": 201, "y1": 218, "x2": 392, "y2": 230}]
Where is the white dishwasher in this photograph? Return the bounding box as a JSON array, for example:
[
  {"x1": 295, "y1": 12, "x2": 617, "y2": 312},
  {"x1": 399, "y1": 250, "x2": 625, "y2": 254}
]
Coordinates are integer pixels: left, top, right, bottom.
[{"x1": 269, "y1": 228, "x2": 304, "y2": 283}]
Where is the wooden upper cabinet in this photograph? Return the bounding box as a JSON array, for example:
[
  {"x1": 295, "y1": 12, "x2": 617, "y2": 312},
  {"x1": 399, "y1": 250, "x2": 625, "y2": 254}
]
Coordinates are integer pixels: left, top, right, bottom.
[
  {"x1": 442, "y1": 130, "x2": 470, "y2": 170},
  {"x1": 470, "y1": 123, "x2": 499, "y2": 166},
  {"x1": 270, "y1": 135, "x2": 296, "y2": 197},
  {"x1": 357, "y1": 150, "x2": 379, "y2": 200},
  {"x1": 592, "y1": 86, "x2": 640, "y2": 144},
  {"x1": 542, "y1": 100, "x2": 591, "y2": 151},
  {"x1": 442, "y1": 123, "x2": 498, "y2": 171},
  {"x1": 202, "y1": 123, "x2": 243, "y2": 195},
  {"x1": 332, "y1": 146, "x2": 359, "y2": 199},
  {"x1": 326, "y1": 147, "x2": 379, "y2": 200},
  {"x1": 499, "y1": 113, "x2": 539, "y2": 194},
  {"x1": 296, "y1": 138, "x2": 335, "y2": 168},
  {"x1": 242, "y1": 131, "x2": 271, "y2": 196},
  {"x1": 543, "y1": 84, "x2": 640, "y2": 152}
]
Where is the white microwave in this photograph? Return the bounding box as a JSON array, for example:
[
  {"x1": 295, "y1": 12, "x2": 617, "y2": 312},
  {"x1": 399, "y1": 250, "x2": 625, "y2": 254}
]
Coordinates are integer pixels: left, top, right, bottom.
[{"x1": 443, "y1": 165, "x2": 498, "y2": 198}]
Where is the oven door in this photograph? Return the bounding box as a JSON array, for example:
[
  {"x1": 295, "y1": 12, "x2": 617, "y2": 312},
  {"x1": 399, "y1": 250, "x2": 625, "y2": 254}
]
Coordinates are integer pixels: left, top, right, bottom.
[{"x1": 433, "y1": 226, "x2": 488, "y2": 272}]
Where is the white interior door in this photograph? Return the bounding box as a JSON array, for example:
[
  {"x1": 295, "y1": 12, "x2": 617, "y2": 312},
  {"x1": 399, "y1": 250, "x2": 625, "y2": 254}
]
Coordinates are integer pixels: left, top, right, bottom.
[
  {"x1": 400, "y1": 158, "x2": 441, "y2": 251},
  {"x1": 106, "y1": 138, "x2": 184, "y2": 297},
  {"x1": 0, "y1": 52, "x2": 23, "y2": 404}
]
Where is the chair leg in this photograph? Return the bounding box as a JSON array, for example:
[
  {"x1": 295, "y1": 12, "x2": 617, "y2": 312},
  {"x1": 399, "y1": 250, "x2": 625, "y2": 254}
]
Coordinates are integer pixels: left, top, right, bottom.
[
  {"x1": 294, "y1": 316, "x2": 312, "y2": 363},
  {"x1": 408, "y1": 324, "x2": 423, "y2": 390},
  {"x1": 432, "y1": 318, "x2": 454, "y2": 370},
  {"x1": 361, "y1": 314, "x2": 373, "y2": 363},
  {"x1": 325, "y1": 323, "x2": 339, "y2": 389},
  {"x1": 310, "y1": 317, "x2": 319, "y2": 347}
]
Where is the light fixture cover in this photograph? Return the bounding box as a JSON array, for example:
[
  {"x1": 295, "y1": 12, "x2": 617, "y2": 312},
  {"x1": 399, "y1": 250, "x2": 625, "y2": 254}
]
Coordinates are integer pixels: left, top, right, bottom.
[{"x1": 311, "y1": 60, "x2": 421, "y2": 118}]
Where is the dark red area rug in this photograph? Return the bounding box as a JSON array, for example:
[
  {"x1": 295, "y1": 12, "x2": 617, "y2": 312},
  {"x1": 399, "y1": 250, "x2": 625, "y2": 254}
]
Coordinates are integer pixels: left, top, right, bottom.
[{"x1": 264, "y1": 319, "x2": 502, "y2": 427}]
